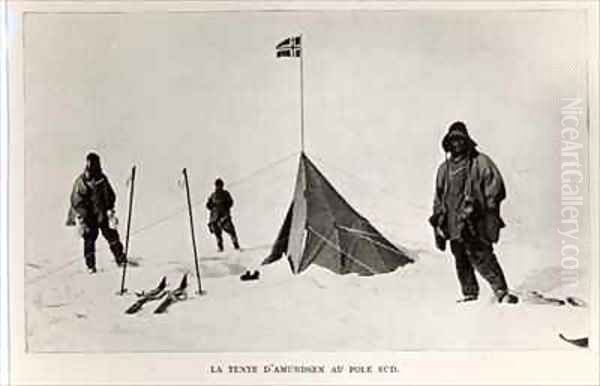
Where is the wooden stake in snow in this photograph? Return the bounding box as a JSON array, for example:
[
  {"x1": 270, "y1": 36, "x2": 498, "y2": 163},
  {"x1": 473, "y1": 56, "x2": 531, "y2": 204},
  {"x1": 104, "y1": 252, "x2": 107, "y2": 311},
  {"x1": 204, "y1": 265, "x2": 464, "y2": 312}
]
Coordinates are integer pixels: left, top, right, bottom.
[
  {"x1": 119, "y1": 165, "x2": 136, "y2": 295},
  {"x1": 182, "y1": 168, "x2": 203, "y2": 294}
]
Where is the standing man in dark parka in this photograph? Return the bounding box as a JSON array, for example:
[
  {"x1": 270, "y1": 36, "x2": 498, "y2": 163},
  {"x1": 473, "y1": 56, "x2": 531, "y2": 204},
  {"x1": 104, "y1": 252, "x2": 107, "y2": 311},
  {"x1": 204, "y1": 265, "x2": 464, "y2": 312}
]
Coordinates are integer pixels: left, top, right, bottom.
[
  {"x1": 206, "y1": 178, "x2": 240, "y2": 252},
  {"x1": 429, "y1": 121, "x2": 518, "y2": 304}
]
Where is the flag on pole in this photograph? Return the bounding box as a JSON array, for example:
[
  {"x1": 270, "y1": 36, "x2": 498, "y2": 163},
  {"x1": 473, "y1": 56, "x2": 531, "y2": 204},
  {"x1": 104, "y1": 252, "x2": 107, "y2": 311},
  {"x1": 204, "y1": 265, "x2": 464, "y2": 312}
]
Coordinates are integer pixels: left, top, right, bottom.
[{"x1": 276, "y1": 36, "x2": 302, "y2": 58}]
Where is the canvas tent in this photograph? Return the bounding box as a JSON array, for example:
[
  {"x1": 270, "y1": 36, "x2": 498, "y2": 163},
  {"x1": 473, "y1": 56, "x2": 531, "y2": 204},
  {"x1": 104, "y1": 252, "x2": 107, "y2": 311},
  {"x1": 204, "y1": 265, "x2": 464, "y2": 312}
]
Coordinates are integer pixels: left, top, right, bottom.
[{"x1": 262, "y1": 153, "x2": 413, "y2": 275}]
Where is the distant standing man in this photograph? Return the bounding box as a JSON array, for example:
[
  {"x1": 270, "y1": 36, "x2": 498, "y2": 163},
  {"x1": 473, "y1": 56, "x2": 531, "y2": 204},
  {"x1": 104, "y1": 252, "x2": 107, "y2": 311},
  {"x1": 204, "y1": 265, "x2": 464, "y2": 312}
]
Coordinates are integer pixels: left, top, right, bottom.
[
  {"x1": 429, "y1": 121, "x2": 518, "y2": 304},
  {"x1": 206, "y1": 178, "x2": 240, "y2": 252},
  {"x1": 66, "y1": 152, "x2": 126, "y2": 273}
]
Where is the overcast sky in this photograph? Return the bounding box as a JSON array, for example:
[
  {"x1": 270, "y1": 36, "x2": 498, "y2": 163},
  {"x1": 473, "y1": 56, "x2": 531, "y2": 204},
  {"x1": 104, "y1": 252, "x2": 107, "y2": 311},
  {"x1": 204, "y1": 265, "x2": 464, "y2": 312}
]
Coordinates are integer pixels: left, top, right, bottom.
[{"x1": 23, "y1": 10, "x2": 589, "y2": 260}]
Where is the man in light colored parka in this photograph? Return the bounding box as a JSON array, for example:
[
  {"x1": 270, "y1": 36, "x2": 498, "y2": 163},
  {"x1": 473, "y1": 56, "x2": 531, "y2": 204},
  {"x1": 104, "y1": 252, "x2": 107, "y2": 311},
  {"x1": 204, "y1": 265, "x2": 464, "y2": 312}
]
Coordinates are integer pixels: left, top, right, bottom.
[
  {"x1": 429, "y1": 121, "x2": 518, "y2": 304},
  {"x1": 66, "y1": 152, "x2": 126, "y2": 273}
]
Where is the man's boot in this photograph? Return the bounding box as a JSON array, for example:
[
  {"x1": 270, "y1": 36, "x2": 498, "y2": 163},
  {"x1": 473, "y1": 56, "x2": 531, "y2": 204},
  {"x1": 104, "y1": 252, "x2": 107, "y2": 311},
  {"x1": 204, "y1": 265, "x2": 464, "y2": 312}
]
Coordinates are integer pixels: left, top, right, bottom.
[
  {"x1": 497, "y1": 290, "x2": 519, "y2": 304},
  {"x1": 456, "y1": 294, "x2": 478, "y2": 303},
  {"x1": 85, "y1": 252, "x2": 97, "y2": 274},
  {"x1": 110, "y1": 241, "x2": 126, "y2": 266},
  {"x1": 231, "y1": 234, "x2": 240, "y2": 250}
]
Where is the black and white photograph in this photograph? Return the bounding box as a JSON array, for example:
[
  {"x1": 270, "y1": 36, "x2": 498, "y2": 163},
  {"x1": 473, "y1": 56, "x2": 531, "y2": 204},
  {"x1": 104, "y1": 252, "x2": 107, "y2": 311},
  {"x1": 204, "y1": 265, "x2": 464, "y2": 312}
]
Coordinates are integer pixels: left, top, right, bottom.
[{"x1": 2, "y1": 0, "x2": 599, "y2": 384}]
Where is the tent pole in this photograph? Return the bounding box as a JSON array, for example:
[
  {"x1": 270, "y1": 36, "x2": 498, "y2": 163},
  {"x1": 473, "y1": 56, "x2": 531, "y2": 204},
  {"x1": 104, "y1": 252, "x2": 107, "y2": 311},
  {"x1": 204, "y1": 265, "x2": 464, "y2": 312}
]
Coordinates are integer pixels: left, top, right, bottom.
[
  {"x1": 182, "y1": 168, "x2": 203, "y2": 295},
  {"x1": 119, "y1": 165, "x2": 136, "y2": 295}
]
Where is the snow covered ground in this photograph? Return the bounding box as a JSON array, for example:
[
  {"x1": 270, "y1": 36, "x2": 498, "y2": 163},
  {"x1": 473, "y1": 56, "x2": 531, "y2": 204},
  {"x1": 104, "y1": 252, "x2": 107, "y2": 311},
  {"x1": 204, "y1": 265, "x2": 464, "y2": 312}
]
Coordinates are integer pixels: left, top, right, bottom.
[
  {"x1": 24, "y1": 154, "x2": 590, "y2": 352},
  {"x1": 25, "y1": 236, "x2": 589, "y2": 352},
  {"x1": 22, "y1": 11, "x2": 590, "y2": 352}
]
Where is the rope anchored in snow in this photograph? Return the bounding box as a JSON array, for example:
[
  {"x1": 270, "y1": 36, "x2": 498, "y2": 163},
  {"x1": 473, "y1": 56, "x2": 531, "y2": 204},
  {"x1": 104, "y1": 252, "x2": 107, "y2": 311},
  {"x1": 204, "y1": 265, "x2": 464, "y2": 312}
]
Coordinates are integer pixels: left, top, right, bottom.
[
  {"x1": 335, "y1": 225, "x2": 407, "y2": 257},
  {"x1": 27, "y1": 152, "x2": 299, "y2": 285},
  {"x1": 306, "y1": 225, "x2": 379, "y2": 275}
]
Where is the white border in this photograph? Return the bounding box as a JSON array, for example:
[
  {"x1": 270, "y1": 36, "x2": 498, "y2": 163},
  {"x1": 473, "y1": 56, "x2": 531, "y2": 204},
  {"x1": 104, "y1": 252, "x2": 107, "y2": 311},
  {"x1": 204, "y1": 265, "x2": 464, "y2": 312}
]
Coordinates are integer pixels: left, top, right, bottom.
[
  {"x1": 1, "y1": 0, "x2": 10, "y2": 384},
  {"x1": 587, "y1": 0, "x2": 600, "y2": 355},
  {"x1": 11, "y1": 0, "x2": 596, "y2": 13},
  {"x1": 6, "y1": 1, "x2": 600, "y2": 385}
]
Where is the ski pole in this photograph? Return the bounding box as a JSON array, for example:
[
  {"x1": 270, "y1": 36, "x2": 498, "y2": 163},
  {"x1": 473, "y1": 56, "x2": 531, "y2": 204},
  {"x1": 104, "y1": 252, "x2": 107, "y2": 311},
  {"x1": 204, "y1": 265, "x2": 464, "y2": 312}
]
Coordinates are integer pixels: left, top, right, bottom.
[
  {"x1": 119, "y1": 165, "x2": 136, "y2": 295},
  {"x1": 182, "y1": 168, "x2": 203, "y2": 294}
]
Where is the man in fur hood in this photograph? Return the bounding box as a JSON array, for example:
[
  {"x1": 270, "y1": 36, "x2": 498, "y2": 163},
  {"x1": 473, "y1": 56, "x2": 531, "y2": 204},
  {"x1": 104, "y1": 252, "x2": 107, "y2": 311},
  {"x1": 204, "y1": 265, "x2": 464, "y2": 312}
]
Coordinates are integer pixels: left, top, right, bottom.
[
  {"x1": 430, "y1": 121, "x2": 518, "y2": 304},
  {"x1": 66, "y1": 152, "x2": 125, "y2": 273}
]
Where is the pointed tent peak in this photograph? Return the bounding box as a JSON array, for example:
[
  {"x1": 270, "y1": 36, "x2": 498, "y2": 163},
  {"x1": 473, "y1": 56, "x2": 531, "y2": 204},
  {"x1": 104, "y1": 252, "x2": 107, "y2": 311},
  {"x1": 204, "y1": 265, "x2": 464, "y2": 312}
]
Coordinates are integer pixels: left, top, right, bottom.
[
  {"x1": 263, "y1": 151, "x2": 413, "y2": 276},
  {"x1": 301, "y1": 153, "x2": 326, "y2": 176},
  {"x1": 299, "y1": 153, "x2": 369, "y2": 223},
  {"x1": 299, "y1": 152, "x2": 336, "y2": 173},
  {"x1": 297, "y1": 153, "x2": 326, "y2": 180}
]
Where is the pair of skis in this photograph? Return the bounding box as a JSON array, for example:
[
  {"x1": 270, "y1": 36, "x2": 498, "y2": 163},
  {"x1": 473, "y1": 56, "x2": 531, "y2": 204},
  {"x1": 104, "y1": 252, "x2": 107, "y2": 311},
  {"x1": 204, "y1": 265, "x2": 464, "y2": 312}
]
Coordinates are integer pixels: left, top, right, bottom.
[
  {"x1": 125, "y1": 274, "x2": 188, "y2": 314},
  {"x1": 516, "y1": 291, "x2": 589, "y2": 349}
]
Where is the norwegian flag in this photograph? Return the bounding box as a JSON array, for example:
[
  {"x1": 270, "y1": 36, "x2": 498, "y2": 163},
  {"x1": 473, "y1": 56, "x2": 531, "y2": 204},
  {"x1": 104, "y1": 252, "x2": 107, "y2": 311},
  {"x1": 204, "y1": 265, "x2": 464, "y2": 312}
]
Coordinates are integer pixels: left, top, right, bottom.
[{"x1": 276, "y1": 36, "x2": 302, "y2": 58}]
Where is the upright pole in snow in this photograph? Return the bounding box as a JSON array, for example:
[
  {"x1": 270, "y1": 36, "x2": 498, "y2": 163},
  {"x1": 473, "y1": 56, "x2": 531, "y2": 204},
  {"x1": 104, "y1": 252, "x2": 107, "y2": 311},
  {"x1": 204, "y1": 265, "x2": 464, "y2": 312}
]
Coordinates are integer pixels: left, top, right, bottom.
[
  {"x1": 119, "y1": 165, "x2": 136, "y2": 295},
  {"x1": 299, "y1": 34, "x2": 305, "y2": 153},
  {"x1": 182, "y1": 168, "x2": 203, "y2": 294}
]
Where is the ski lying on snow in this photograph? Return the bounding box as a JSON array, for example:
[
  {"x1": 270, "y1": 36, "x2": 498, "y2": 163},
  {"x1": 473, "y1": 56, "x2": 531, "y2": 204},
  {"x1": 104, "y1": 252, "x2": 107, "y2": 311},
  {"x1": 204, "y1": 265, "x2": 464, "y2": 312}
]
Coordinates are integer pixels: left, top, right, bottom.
[
  {"x1": 526, "y1": 291, "x2": 565, "y2": 305},
  {"x1": 516, "y1": 291, "x2": 588, "y2": 308},
  {"x1": 456, "y1": 295, "x2": 478, "y2": 303},
  {"x1": 559, "y1": 333, "x2": 588, "y2": 348},
  {"x1": 125, "y1": 276, "x2": 168, "y2": 314},
  {"x1": 134, "y1": 276, "x2": 167, "y2": 297},
  {"x1": 154, "y1": 274, "x2": 188, "y2": 314}
]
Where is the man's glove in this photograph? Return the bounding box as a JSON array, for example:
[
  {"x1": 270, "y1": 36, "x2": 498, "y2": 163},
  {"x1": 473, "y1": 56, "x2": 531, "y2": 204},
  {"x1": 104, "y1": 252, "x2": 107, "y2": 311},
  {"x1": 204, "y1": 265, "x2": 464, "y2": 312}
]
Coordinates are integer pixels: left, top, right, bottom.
[
  {"x1": 433, "y1": 226, "x2": 447, "y2": 251},
  {"x1": 75, "y1": 216, "x2": 88, "y2": 237},
  {"x1": 107, "y1": 209, "x2": 119, "y2": 229},
  {"x1": 429, "y1": 212, "x2": 447, "y2": 251},
  {"x1": 428, "y1": 213, "x2": 440, "y2": 228},
  {"x1": 207, "y1": 221, "x2": 216, "y2": 234}
]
